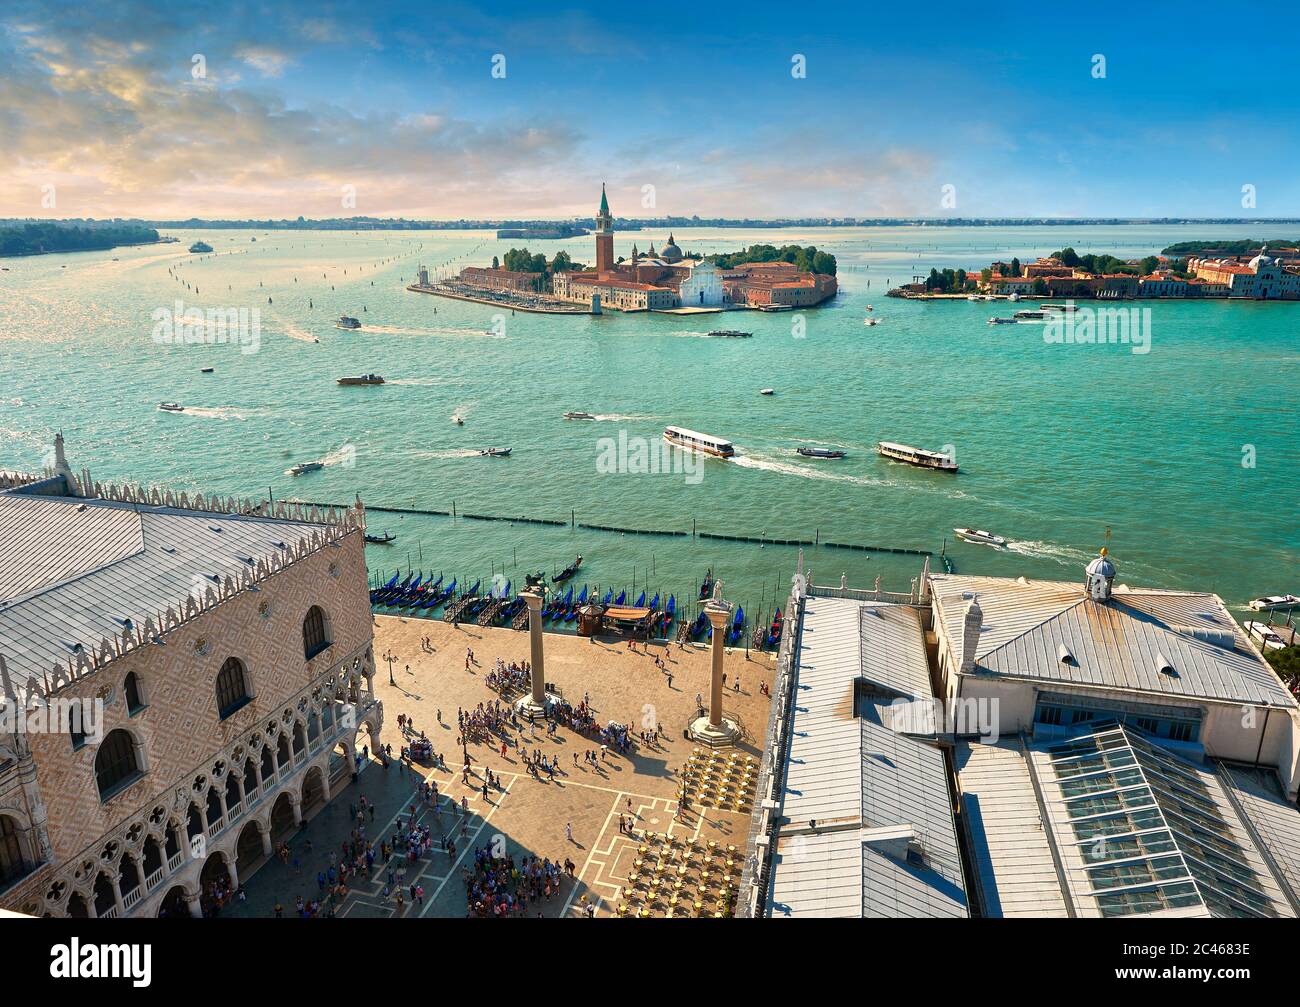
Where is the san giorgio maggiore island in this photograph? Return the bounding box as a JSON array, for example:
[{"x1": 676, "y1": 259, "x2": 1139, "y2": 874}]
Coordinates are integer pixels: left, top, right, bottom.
[{"x1": 407, "y1": 184, "x2": 838, "y2": 315}]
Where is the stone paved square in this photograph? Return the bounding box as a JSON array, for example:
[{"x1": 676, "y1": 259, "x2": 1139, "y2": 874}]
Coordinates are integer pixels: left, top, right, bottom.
[{"x1": 230, "y1": 616, "x2": 775, "y2": 917}]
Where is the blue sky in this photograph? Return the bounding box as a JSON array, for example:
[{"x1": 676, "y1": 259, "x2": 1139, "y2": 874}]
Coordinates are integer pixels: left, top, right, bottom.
[{"x1": 3, "y1": 0, "x2": 1298, "y2": 219}]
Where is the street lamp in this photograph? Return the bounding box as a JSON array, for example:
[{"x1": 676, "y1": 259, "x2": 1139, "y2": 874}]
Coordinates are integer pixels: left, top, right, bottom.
[{"x1": 384, "y1": 649, "x2": 396, "y2": 686}]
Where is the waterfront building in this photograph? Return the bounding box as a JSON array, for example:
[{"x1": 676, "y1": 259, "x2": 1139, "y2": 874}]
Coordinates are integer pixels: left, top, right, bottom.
[
  {"x1": 1138, "y1": 271, "x2": 1189, "y2": 297},
  {"x1": 457, "y1": 266, "x2": 541, "y2": 292},
  {"x1": 0, "y1": 437, "x2": 382, "y2": 918},
  {"x1": 1189, "y1": 248, "x2": 1300, "y2": 299},
  {"x1": 746, "y1": 549, "x2": 1300, "y2": 918}
]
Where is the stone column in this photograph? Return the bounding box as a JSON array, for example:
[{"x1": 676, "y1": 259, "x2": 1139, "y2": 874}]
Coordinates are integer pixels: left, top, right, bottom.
[
  {"x1": 515, "y1": 589, "x2": 548, "y2": 718},
  {"x1": 185, "y1": 888, "x2": 203, "y2": 919},
  {"x1": 689, "y1": 597, "x2": 741, "y2": 747},
  {"x1": 260, "y1": 827, "x2": 273, "y2": 859}
]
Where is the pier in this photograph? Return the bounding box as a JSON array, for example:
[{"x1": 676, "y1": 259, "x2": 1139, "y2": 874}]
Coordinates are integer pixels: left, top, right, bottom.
[{"x1": 406, "y1": 281, "x2": 591, "y2": 315}]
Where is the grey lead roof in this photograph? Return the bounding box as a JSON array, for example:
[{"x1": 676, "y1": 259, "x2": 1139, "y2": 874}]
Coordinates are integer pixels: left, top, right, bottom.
[
  {"x1": 767, "y1": 595, "x2": 967, "y2": 917},
  {"x1": 0, "y1": 490, "x2": 326, "y2": 681},
  {"x1": 930, "y1": 574, "x2": 1295, "y2": 709}
]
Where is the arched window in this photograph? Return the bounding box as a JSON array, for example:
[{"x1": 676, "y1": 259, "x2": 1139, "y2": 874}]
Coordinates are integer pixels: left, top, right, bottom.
[
  {"x1": 0, "y1": 815, "x2": 30, "y2": 886},
  {"x1": 124, "y1": 672, "x2": 145, "y2": 715},
  {"x1": 302, "y1": 606, "x2": 330, "y2": 660},
  {"x1": 215, "y1": 658, "x2": 251, "y2": 720},
  {"x1": 94, "y1": 730, "x2": 142, "y2": 801}
]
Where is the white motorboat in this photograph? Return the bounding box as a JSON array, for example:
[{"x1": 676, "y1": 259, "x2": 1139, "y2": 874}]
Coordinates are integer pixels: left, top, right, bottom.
[
  {"x1": 158, "y1": 402, "x2": 185, "y2": 412},
  {"x1": 1248, "y1": 594, "x2": 1300, "y2": 611},
  {"x1": 290, "y1": 461, "x2": 324, "y2": 476},
  {"x1": 988, "y1": 317, "x2": 1017, "y2": 324},
  {"x1": 336, "y1": 315, "x2": 361, "y2": 329},
  {"x1": 562, "y1": 411, "x2": 596, "y2": 420},
  {"x1": 480, "y1": 447, "x2": 512, "y2": 457},
  {"x1": 1244, "y1": 621, "x2": 1287, "y2": 651},
  {"x1": 954, "y1": 527, "x2": 1006, "y2": 547},
  {"x1": 759, "y1": 388, "x2": 775, "y2": 395}
]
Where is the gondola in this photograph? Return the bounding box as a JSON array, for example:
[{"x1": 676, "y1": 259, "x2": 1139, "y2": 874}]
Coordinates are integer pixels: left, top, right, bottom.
[
  {"x1": 601, "y1": 589, "x2": 614, "y2": 605},
  {"x1": 615, "y1": 590, "x2": 626, "y2": 606},
  {"x1": 698, "y1": 568, "x2": 714, "y2": 600},
  {"x1": 426, "y1": 579, "x2": 456, "y2": 608},
  {"x1": 553, "y1": 555, "x2": 583, "y2": 583},
  {"x1": 663, "y1": 595, "x2": 676, "y2": 631},
  {"x1": 365, "y1": 532, "x2": 396, "y2": 544},
  {"x1": 369, "y1": 573, "x2": 400, "y2": 604},
  {"x1": 690, "y1": 611, "x2": 708, "y2": 640},
  {"x1": 635, "y1": 591, "x2": 646, "y2": 608},
  {"x1": 727, "y1": 606, "x2": 745, "y2": 645},
  {"x1": 766, "y1": 608, "x2": 784, "y2": 649},
  {"x1": 565, "y1": 586, "x2": 588, "y2": 622}
]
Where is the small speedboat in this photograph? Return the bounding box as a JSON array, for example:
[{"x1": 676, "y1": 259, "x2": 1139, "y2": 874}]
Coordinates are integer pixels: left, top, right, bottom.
[
  {"x1": 158, "y1": 402, "x2": 185, "y2": 412},
  {"x1": 797, "y1": 447, "x2": 845, "y2": 459},
  {"x1": 1248, "y1": 594, "x2": 1300, "y2": 612},
  {"x1": 453, "y1": 416, "x2": 464, "y2": 426},
  {"x1": 480, "y1": 447, "x2": 511, "y2": 457},
  {"x1": 337, "y1": 373, "x2": 385, "y2": 385},
  {"x1": 759, "y1": 388, "x2": 775, "y2": 396},
  {"x1": 864, "y1": 318, "x2": 880, "y2": 326},
  {"x1": 336, "y1": 315, "x2": 361, "y2": 329},
  {"x1": 954, "y1": 527, "x2": 1006, "y2": 547},
  {"x1": 709, "y1": 329, "x2": 752, "y2": 338},
  {"x1": 200, "y1": 367, "x2": 214, "y2": 373},
  {"x1": 563, "y1": 411, "x2": 596, "y2": 420},
  {"x1": 290, "y1": 461, "x2": 324, "y2": 476},
  {"x1": 988, "y1": 317, "x2": 1017, "y2": 325}
]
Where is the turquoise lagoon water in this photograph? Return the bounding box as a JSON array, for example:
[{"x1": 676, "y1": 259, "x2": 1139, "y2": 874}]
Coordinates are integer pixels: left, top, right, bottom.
[{"x1": 0, "y1": 224, "x2": 1296, "y2": 625}]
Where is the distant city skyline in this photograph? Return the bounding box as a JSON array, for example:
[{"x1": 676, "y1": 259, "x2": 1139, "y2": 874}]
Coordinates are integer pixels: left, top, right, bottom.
[{"x1": 4, "y1": 1, "x2": 1300, "y2": 220}]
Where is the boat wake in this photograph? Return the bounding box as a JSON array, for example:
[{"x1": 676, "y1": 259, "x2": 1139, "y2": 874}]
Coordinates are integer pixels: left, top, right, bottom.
[
  {"x1": 178, "y1": 406, "x2": 246, "y2": 420},
  {"x1": 1004, "y1": 539, "x2": 1095, "y2": 566},
  {"x1": 269, "y1": 316, "x2": 318, "y2": 343},
  {"x1": 362, "y1": 324, "x2": 502, "y2": 339},
  {"x1": 593, "y1": 413, "x2": 658, "y2": 422},
  {"x1": 411, "y1": 448, "x2": 482, "y2": 460},
  {"x1": 730, "y1": 452, "x2": 894, "y2": 488}
]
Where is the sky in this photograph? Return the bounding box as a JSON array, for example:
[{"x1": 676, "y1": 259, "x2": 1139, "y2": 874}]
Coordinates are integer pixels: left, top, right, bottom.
[{"x1": 3, "y1": 0, "x2": 1300, "y2": 220}]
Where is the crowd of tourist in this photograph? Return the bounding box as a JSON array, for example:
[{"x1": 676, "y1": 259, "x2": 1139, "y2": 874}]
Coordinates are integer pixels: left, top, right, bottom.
[{"x1": 464, "y1": 845, "x2": 576, "y2": 917}]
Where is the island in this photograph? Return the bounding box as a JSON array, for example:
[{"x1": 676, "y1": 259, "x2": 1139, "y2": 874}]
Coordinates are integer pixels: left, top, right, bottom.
[
  {"x1": 891, "y1": 243, "x2": 1300, "y2": 301},
  {"x1": 410, "y1": 186, "x2": 837, "y2": 314},
  {"x1": 0, "y1": 221, "x2": 162, "y2": 258}
]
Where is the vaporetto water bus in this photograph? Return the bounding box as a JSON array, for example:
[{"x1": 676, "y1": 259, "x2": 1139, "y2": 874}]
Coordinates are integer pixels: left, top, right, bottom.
[
  {"x1": 877, "y1": 441, "x2": 958, "y2": 471},
  {"x1": 662, "y1": 426, "x2": 735, "y2": 458}
]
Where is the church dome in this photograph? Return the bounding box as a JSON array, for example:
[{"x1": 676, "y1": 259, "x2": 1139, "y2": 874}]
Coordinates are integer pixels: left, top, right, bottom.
[
  {"x1": 1248, "y1": 247, "x2": 1274, "y2": 271},
  {"x1": 1085, "y1": 548, "x2": 1116, "y2": 580},
  {"x1": 659, "y1": 233, "x2": 683, "y2": 263}
]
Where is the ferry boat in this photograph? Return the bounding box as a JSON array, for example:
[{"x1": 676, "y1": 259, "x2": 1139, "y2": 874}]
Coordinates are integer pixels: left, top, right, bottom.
[
  {"x1": 954, "y1": 527, "x2": 1006, "y2": 547},
  {"x1": 1244, "y1": 621, "x2": 1287, "y2": 651},
  {"x1": 563, "y1": 411, "x2": 596, "y2": 420},
  {"x1": 1042, "y1": 303, "x2": 1080, "y2": 312},
  {"x1": 336, "y1": 315, "x2": 362, "y2": 329},
  {"x1": 188, "y1": 241, "x2": 213, "y2": 253},
  {"x1": 1248, "y1": 594, "x2": 1300, "y2": 611},
  {"x1": 708, "y1": 329, "x2": 752, "y2": 338},
  {"x1": 336, "y1": 373, "x2": 385, "y2": 385},
  {"x1": 158, "y1": 402, "x2": 185, "y2": 412},
  {"x1": 877, "y1": 441, "x2": 957, "y2": 472},
  {"x1": 290, "y1": 461, "x2": 323, "y2": 476},
  {"x1": 1013, "y1": 309, "x2": 1049, "y2": 321},
  {"x1": 797, "y1": 447, "x2": 845, "y2": 459},
  {"x1": 663, "y1": 426, "x2": 735, "y2": 458}
]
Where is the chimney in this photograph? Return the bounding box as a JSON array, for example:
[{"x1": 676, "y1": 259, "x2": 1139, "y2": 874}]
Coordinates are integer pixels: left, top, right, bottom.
[{"x1": 960, "y1": 595, "x2": 982, "y2": 674}]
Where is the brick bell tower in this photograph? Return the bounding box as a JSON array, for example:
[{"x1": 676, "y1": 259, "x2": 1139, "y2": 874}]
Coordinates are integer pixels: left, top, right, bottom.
[{"x1": 595, "y1": 182, "x2": 614, "y2": 276}]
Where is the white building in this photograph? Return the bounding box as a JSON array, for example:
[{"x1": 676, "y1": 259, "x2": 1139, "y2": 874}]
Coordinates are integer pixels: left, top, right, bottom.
[{"x1": 676, "y1": 259, "x2": 724, "y2": 307}]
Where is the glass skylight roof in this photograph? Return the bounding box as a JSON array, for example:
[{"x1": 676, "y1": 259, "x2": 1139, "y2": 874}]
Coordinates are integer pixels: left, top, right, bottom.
[{"x1": 1046, "y1": 720, "x2": 1276, "y2": 918}]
